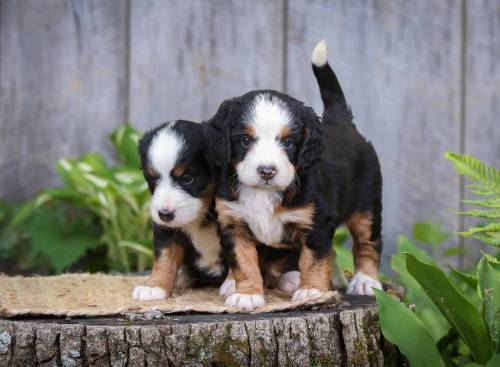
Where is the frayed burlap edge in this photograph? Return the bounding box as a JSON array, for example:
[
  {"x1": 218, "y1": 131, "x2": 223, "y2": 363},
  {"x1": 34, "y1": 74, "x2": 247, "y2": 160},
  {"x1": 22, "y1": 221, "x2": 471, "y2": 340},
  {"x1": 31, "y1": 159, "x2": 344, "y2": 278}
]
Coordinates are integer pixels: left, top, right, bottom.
[{"x1": 0, "y1": 273, "x2": 339, "y2": 317}]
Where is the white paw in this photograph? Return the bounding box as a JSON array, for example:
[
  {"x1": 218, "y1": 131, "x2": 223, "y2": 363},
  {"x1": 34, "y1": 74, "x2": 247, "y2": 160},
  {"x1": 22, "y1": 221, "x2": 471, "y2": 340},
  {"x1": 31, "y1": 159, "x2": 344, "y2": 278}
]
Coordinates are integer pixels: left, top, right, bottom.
[
  {"x1": 219, "y1": 278, "x2": 236, "y2": 297},
  {"x1": 278, "y1": 271, "x2": 301, "y2": 294},
  {"x1": 292, "y1": 288, "x2": 322, "y2": 302},
  {"x1": 132, "y1": 286, "x2": 167, "y2": 301},
  {"x1": 346, "y1": 272, "x2": 382, "y2": 296},
  {"x1": 225, "y1": 293, "x2": 265, "y2": 311}
]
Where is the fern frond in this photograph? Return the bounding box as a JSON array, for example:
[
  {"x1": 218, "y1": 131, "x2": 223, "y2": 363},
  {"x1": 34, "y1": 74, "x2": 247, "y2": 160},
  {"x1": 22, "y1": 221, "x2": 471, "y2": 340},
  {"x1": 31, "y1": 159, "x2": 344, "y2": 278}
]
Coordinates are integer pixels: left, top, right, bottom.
[
  {"x1": 470, "y1": 234, "x2": 500, "y2": 247},
  {"x1": 445, "y1": 152, "x2": 500, "y2": 194},
  {"x1": 461, "y1": 198, "x2": 500, "y2": 209},
  {"x1": 459, "y1": 222, "x2": 500, "y2": 236},
  {"x1": 469, "y1": 189, "x2": 496, "y2": 196},
  {"x1": 454, "y1": 209, "x2": 500, "y2": 219}
]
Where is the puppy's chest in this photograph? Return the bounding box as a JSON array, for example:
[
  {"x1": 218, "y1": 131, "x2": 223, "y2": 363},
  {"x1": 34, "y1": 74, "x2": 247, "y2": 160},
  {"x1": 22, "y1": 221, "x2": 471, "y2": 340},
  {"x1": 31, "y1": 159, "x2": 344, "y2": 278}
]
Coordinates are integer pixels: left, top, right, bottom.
[
  {"x1": 183, "y1": 222, "x2": 224, "y2": 276},
  {"x1": 232, "y1": 188, "x2": 313, "y2": 246},
  {"x1": 240, "y1": 192, "x2": 284, "y2": 245}
]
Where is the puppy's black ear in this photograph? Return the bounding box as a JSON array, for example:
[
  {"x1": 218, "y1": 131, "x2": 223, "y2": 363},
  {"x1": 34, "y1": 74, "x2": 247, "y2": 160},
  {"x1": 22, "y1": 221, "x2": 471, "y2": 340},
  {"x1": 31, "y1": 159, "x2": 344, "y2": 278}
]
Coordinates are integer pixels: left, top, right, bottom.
[
  {"x1": 203, "y1": 99, "x2": 237, "y2": 167},
  {"x1": 297, "y1": 106, "x2": 324, "y2": 171}
]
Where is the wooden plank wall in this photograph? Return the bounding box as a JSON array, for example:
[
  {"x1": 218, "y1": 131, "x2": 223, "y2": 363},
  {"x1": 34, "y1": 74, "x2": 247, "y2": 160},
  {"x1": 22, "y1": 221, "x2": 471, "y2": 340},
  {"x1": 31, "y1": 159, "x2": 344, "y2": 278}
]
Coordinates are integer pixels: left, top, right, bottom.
[{"x1": 1, "y1": 0, "x2": 498, "y2": 267}]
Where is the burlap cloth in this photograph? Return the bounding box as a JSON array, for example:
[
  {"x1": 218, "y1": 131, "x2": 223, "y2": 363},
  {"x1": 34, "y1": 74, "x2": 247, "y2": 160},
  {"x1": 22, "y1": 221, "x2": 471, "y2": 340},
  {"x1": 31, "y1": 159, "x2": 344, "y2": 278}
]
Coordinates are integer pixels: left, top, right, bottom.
[{"x1": 0, "y1": 274, "x2": 339, "y2": 317}]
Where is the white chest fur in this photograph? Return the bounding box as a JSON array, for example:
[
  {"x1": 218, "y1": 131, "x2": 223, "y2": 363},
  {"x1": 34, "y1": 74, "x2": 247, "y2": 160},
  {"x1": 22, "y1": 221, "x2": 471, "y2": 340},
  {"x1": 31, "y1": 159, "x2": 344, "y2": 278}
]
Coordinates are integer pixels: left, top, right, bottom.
[
  {"x1": 183, "y1": 221, "x2": 223, "y2": 276},
  {"x1": 225, "y1": 187, "x2": 285, "y2": 245}
]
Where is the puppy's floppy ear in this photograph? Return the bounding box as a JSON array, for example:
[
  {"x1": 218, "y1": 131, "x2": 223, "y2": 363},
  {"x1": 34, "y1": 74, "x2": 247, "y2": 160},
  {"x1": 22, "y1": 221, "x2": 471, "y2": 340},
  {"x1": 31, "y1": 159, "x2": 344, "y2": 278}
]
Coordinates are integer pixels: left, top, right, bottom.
[
  {"x1": 297, "y1": 106, "x2": 324, "y2": 171},
  {"x1": 203, "y1": 99, "x2": 237, "y2": 167}
]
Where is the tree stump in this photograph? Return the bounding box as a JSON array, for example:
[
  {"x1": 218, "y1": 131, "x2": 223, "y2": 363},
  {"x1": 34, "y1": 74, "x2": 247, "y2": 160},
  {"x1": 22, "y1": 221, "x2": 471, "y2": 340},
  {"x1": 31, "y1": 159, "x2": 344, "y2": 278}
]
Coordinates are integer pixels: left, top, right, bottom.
[{"x1": 0, "y1": 296, "x2": 403, "y2": 367}]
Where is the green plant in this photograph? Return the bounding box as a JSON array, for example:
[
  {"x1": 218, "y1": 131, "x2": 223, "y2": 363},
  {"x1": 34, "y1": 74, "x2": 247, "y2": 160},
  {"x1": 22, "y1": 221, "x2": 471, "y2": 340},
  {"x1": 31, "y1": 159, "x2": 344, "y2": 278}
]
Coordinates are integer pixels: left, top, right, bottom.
[
  {"x1": 1, "y1": 124, "x2": 153, "y2": 274},
  {"x1": 0, "y1": 200, "x2": 100, "y2": 273},
  {"x1": 445, "y1": 153, "x2": 500, "y2": 247},
  {"x1": 376, "y1": 153, "x2": 500, "y2": 366},
  {"x1": 36, "y1": 124, "x2": 152, "y2": 272}
]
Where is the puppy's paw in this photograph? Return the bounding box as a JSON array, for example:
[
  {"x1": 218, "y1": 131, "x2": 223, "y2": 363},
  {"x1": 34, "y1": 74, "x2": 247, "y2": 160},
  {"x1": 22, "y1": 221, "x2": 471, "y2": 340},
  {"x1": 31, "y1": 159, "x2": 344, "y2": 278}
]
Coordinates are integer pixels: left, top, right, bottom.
[
  {"x1": 225, "y1": 293, "x2": 265, "y2": 311},
  {"x1": 346, "y1": 272, "x2": 382, "y2": 296},
  {"x1": 219, "y1": 277, "x2": 236, "y2": 297},
  {"x1": 132, "y1": 286, "x2": 167, "y2": 301},
  {"x1": 292, "y1": 288, "x2": 322, "y2": 302},
  {"x1": 278, "y1": 271, "x2": 301, "y2": 294}
]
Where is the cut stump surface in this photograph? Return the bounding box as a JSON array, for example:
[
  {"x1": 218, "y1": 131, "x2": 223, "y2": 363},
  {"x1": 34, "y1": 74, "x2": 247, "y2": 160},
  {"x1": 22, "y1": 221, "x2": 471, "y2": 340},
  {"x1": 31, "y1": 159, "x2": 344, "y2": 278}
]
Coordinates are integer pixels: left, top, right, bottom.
[{"x1": 0, "y1": 295, "x2": 403, "y2": 367}]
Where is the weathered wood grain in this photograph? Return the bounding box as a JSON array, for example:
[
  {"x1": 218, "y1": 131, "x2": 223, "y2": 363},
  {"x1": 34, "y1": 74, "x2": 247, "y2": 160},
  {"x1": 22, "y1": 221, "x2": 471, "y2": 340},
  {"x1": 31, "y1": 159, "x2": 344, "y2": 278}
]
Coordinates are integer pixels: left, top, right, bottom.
[
  {"x1": 286, "y1": 0, "x2": 463, "y2": 264},
  {"x1": 462, "y1": 0, "x2": 500, "y2": 266},
  {"x1": 128, "y1": 0, "x2": 285, "y2": 131},
  {"x1": 0, "y1": 0, "x2": 128, "y2": 201},
  {"x1": 0, "y1": 298, "x2": 404, "y2": 366}
]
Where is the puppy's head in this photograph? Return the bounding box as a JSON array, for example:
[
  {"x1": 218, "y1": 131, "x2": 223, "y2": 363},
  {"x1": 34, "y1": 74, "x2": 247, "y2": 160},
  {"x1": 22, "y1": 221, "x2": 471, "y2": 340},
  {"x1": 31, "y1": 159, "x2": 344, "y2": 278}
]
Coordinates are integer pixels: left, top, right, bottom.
[
  {"x1": 205, "y1": 91, "x2": 323, "y2": 192},
  {"x1": 139, "y1": 121, "x2": 212, "y2": 227}
]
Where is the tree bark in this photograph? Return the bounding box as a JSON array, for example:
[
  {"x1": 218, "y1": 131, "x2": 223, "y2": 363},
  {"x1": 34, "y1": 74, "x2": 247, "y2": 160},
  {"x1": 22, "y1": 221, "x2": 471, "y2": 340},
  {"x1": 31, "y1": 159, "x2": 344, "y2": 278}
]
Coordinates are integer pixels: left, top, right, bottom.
[{"x1": 0, "y1": 296, "x2": 403, "y2": 367}]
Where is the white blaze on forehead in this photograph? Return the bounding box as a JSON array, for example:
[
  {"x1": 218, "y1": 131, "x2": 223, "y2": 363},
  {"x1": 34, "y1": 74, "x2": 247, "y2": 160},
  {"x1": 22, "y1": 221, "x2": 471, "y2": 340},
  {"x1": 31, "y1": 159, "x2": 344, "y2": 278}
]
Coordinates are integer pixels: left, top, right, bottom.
[
  {"x1": 245, "y1": 94, "x2": 292, "y2": 138},
  {"x1": 149, "y1": 127, "x2": 185, "y2": 174}
]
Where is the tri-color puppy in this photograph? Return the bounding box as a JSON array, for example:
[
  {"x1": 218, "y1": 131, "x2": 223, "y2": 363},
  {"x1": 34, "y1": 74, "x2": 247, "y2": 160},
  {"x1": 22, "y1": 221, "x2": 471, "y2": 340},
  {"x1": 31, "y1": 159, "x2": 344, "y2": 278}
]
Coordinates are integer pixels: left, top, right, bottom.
[
  {"x1": 204, "y1": 41, "x2": 383, "y2": 310},
  {"x1": 132, "y1": 120, "x2": 227, "y2": 301}
]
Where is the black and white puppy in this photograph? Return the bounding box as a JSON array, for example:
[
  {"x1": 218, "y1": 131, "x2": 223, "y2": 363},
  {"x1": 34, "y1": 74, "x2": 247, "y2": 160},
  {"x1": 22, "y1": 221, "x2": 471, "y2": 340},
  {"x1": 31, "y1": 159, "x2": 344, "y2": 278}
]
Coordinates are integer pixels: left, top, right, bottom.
[
  {"x1": 204, "y1": 41, "x2": 383, "y2": 310},
  {"x1": 132, "y1": 120, "x2": 227, "y2": 301}
]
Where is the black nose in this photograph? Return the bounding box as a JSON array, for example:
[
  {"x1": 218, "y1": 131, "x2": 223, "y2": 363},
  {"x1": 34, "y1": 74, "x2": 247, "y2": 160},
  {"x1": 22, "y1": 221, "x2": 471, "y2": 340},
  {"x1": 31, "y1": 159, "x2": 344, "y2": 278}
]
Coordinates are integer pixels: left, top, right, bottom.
[
  {"x1": 158, "y1": 209, "x2": 175, "y2": 222},
  {"x1": 257, "y1": 165, "x2": 277, "y2": 181}
]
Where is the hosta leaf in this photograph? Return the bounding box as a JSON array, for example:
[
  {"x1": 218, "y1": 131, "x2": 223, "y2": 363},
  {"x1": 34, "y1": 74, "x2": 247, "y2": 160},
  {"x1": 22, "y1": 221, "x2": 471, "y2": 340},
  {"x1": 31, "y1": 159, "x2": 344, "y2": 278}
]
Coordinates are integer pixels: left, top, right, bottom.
[
  {"x1": 392, "y1": 238, "x2": 450, "y2": 342},
  {"x1": 375, "y1": 289, "x2": 445, "y2": 367},
  {"x1": 405, "y1": 253, "x2": 493, "y2": 363},
  {"x1": 448, "y1": 266, "x2": 478, "y2": 289},
  {"x1": 413, "y1": 221, "x2": 450, "y2": 246},
  {"x1": 110, "y1": 124, "x2": 141, "y2": 168},
  {"x1": 477, "y1": 257, "x2": 500, "y2": 339}
]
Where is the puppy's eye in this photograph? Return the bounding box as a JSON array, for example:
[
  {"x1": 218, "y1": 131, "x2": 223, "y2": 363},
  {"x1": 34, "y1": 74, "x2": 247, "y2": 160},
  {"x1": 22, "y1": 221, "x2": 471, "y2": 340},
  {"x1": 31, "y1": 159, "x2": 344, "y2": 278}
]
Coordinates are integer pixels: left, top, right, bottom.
[
  {"x1": 241, "y1": 134, "x2": 254, "y2": 147},
  {"x1": 181, "y1": 174, "x2": 194, "y2": 184},
  {"x1": 282, "y1": 138, "x2": 294, "y2": 148}
]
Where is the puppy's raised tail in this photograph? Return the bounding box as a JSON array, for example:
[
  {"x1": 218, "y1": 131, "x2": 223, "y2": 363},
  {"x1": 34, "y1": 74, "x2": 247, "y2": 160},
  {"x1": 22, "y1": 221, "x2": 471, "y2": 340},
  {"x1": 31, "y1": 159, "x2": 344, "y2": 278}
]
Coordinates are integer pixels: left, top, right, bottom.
[{"x1": 312, "y1": 40, "x2": 349, "y2": 116}]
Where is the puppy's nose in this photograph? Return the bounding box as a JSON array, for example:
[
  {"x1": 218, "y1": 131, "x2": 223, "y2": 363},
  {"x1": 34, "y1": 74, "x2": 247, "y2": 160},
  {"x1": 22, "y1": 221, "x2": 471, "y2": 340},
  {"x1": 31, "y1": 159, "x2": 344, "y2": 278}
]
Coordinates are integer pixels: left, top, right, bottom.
[
  {"x1": 257, "y1": 165, "x2": 277, "y2": 181},
  {"x1": 158, "y1": 209, "x2": 175, "y2": 222}
]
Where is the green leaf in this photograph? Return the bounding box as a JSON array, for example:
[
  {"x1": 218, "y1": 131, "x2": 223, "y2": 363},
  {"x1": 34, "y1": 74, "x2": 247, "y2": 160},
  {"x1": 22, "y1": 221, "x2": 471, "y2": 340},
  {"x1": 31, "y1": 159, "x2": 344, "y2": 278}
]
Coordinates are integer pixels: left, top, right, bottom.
[
  {"x1": 392, "y1": 249, "x2": 450, "y2": 342},
  {"x1": 485, "y1": 353, "x2": 500, "y2": 367},
  {"x1": 25, "y1": 205, "x2": 100, "y2": 272},
  {"x1": 110, "y1": 124, "x2": 141, "y2": 168},
  {"x1": 445, "y1": 152, "x2": 500, "y2": 195},
  {"x1": 405, "y1": 253, "x2": 494, "y2": 363},
  {"x1": 462, "y1": 198, "x2": 500, "y2": 209},
  {"x1": 455, "y1": 209, "x2": 500, "y2": 219},
  {"x1": 334, "y1": 244, "x2": 354, "y2": 272},
  {"x1": 375, "y1": 289, "x2": 445, "y2": 367},
  {"x1": 119, "y1": 241, "x2": 153, "y2": 258},
  {"x1": 448, "y1": 266, "x2": 478, "y2": 289},
  {"x1": 460, "y1": 223, "x2": 500, "y2": 236},
  {"x1": 413, "y1": 221, "x2": 450, "y2": 246},
  {"x1": 443, "y1": 246, "x2": 465, "y2": 257},
  {"x1": 477, "y1": 257, "x2": 500, "y2": 342}
]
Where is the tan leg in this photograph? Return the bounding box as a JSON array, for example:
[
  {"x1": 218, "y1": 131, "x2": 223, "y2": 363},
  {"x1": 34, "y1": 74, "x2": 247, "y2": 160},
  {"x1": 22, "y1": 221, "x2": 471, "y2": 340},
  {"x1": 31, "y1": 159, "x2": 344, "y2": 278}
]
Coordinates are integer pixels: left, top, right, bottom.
[
  {"x1": 132, "y1": 244, "x2": 185, "y2": 301},
  {"x1": 224, "y1": 230, "x2": 265, "y2": 310},
  {"x1": 292, "y1": 237, "x2": 332, "y2": 301},
  {"x1": 345, "y1": 212, "x2": 382, "y2": 295}
]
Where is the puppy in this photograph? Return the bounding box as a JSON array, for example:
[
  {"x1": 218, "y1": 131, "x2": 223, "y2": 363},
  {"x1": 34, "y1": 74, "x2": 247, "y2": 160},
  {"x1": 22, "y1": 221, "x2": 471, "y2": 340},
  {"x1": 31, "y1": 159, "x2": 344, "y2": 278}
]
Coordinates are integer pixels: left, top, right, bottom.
[
  {"x1": 204, "y1": 41, "x2": 383, "y2": 310},
  {"x1": 132, "y1": 120, "x2": 227, "y2": 301}
]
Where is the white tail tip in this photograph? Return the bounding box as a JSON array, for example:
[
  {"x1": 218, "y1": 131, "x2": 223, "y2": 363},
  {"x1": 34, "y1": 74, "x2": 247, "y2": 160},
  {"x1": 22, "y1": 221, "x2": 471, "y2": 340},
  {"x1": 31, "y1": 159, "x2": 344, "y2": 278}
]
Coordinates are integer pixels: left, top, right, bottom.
[{"x1": 312, "y1": 40, "x2": 328, "y2": 67}]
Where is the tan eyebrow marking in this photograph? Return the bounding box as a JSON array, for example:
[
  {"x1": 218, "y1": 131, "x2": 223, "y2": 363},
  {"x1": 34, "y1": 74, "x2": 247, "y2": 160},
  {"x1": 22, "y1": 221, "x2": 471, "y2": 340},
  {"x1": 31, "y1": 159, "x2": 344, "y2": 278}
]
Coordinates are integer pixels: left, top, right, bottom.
[
  {"x1": 172, "y1": 164, "x2": 186, "y2": 178},
  {"x1": 244, "y1": 125, "x2": 256, "y2": 138},
  {"x1": 145, "y1": 165, "x2": 160, "y2": 178},
  {"x1": 279, "y1": 125, "x2": 291, "y2": 139}
]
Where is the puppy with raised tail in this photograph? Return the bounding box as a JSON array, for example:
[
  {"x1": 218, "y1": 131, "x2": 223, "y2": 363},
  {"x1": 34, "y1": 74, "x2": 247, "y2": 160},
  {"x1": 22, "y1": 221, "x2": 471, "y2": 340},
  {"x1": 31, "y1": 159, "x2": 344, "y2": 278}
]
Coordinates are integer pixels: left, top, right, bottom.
[{"x1": 204, "y1": 41, "x2": 383, "y2": 311}]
